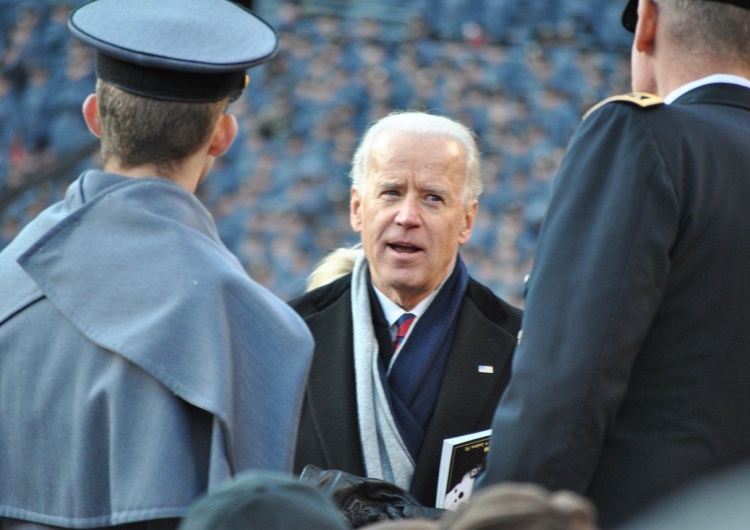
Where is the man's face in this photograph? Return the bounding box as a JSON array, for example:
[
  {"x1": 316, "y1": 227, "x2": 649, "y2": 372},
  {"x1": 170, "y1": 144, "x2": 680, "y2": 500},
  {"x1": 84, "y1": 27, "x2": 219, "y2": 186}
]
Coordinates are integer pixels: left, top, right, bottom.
[{"x1": 350, "y1": 130, "x2": 477, "y2": 310}]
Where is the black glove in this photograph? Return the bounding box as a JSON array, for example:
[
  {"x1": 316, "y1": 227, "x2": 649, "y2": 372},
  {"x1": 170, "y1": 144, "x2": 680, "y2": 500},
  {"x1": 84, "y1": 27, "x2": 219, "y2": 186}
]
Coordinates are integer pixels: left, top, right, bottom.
[{"x1": 299, "y1": 465, "x2": 446, "y2": 528}]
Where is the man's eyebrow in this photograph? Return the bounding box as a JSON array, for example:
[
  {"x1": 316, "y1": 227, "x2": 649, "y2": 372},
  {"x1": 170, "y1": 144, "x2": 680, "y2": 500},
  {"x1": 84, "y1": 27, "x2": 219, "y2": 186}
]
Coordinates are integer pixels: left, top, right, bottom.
[
  {"x1": 424, "y1": 184, "x2": 449, "y2": 195},
  {"x1": 375, "y1": 180, "x2": 400, "y2": 190},
  {"x1": 373, "y1": 179, "x2": 451, "y2": 195}
]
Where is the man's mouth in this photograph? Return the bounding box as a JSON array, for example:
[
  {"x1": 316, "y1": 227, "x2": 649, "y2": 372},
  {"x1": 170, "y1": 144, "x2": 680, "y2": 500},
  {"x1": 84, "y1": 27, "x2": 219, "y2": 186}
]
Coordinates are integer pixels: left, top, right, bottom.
[{"x1": 389, "y1": 243, "x2": 421, "y2": 254}]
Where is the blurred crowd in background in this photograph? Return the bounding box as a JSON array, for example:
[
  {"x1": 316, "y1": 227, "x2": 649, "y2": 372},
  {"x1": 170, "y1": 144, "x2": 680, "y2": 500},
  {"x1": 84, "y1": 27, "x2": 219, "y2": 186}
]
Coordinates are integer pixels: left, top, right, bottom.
[{"x1": 0, "y1": 0, "x2": 631, "y2": 305}]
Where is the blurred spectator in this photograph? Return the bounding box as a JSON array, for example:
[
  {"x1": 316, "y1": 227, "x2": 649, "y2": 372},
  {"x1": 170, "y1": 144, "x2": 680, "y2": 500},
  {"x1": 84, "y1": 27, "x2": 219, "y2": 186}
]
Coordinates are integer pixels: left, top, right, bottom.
[
  {"x1": 46, "y1": 40, "x2": 94, "y2": 156},
  {"x1": 179, "y1": 471, "x2": 348, "y2": 530},
  {"x1": 360, "y1": 481, "x2": 597, "y2": 530},
  {"x1": 19, "y1": 62, "x2": 52, "y2": 156},
  {"x1": 0, "y1": 73, "x2": 14, "y2": 188}
]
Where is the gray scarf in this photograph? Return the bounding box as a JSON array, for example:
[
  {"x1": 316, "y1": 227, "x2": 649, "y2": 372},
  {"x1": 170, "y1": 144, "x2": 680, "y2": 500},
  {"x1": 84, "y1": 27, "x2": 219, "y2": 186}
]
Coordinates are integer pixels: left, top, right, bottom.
[{"x1": 351, "y1": 253, "x2": 415, "y2": 489}]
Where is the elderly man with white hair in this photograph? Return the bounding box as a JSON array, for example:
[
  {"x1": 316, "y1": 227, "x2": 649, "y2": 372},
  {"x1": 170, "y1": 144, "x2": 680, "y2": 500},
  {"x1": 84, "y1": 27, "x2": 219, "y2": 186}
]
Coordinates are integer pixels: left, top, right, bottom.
[{"x1": 290, "y1": 111, "x2": 522, "y2": 507}]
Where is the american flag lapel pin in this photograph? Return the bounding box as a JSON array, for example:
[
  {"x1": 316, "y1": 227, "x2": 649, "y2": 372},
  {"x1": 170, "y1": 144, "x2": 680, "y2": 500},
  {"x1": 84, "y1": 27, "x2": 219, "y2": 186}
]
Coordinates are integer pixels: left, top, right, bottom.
[{"x1": 478, "y1": 365, "x2": 494, "y2": 374}]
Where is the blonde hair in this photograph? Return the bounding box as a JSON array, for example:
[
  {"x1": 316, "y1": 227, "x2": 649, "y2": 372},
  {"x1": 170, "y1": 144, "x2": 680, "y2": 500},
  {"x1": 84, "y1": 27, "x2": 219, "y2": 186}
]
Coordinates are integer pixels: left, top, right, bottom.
[{"x1": 306, "y1": 244, "x2": 364, "y2": 292}]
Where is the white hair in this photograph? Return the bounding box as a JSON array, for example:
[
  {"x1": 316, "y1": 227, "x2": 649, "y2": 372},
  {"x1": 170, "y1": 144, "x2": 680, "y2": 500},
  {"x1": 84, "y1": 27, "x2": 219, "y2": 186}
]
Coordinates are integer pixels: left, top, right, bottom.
[{"x1": 349, "y1": 111, "x2": 482, "y2": 204}]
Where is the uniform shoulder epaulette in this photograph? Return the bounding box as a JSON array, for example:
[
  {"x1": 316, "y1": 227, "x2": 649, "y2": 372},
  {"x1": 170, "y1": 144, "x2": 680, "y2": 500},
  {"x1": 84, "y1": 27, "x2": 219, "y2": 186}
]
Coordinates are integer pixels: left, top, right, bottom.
[{"x1": 582, "y1": 92, "x2": 664, "y2": 120}]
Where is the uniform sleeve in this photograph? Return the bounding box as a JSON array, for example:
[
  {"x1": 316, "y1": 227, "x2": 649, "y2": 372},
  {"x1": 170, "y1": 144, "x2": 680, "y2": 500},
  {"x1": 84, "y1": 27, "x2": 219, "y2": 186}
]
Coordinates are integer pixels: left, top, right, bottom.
[{"x1": 478, "y1": 103, "x2": 679, "y2": 493}]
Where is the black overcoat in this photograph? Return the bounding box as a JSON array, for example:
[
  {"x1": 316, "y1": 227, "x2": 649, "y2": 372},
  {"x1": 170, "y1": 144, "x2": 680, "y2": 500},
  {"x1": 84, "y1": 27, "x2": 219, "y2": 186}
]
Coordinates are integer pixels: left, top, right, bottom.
[{"x1": 290, "y1": 273, "x2": 522, "y2": 507}]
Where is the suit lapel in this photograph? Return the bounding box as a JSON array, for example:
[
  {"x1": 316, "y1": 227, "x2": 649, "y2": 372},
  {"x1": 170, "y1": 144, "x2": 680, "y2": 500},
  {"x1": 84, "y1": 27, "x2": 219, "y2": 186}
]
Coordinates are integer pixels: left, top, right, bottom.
[
  {"x1": 303, "y1": 293, "x2": 366, "y2": 475},
  {"x1": 410, "y1": 293, "x2": 517, "y2": 504}
]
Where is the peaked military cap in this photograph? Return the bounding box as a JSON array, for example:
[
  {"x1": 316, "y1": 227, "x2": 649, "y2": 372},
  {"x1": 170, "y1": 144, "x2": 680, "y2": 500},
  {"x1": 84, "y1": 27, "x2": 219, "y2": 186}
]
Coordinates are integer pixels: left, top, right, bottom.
[
  {"x1": 622, "y1": 0, "x2": 750, "y2": 32},
  {"x1": 68, "y1": 0, "x2": 278, "y2": 102}
]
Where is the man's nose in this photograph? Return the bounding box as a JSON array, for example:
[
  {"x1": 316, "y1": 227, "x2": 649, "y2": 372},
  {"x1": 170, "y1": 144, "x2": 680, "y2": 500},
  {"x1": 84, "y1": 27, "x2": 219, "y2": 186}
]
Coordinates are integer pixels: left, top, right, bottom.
[{"x1": 394, "y1": 195, "x2": 420, "y2": 228}]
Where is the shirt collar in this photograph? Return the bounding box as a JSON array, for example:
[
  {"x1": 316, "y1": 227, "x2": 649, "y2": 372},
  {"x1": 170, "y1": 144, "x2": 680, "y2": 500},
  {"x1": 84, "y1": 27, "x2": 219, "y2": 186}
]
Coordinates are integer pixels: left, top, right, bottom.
[
  {"x1": 665, "y1": 74, "x2": 750, "y2": 104},
  {"x1": 372, "y1": 277, "x2": 446, "y2": 327}
]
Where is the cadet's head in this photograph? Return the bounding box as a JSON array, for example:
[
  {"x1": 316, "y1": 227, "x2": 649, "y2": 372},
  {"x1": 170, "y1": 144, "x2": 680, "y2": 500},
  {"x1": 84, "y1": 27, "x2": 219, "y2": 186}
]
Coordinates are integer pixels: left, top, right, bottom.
[{"x1": 69, "y1": 0, "x2": 277, "y2": 177}]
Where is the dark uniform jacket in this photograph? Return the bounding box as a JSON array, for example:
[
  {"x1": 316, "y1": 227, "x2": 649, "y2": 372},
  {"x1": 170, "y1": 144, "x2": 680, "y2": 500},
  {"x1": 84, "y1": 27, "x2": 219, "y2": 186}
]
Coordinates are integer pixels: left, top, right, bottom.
[
  {"x1": 479, "y1": 83, "x2": 750, "y2": 528},
  {"x1": 290, "y1": 272, "x2": 522, "y2": 507}
]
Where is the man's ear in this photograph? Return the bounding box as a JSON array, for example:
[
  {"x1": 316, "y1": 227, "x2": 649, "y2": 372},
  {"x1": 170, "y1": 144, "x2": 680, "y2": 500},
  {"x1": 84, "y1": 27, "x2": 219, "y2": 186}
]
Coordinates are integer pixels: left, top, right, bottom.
[
  {"x1": 82, "y1": 94, "x2": 101, "y2": 138},
  {"x1": 350, "y1": 187, "x2": 363, "y2": 234},
  {"x1": 634, "y1": 0, "x2": 658, "y2": 53},
  {"x1": 207, "y1": 113, "x2": 238, "y2": 157},
  {"x1": 458, "y1": 200, "x2": 478, "y2": 246}
]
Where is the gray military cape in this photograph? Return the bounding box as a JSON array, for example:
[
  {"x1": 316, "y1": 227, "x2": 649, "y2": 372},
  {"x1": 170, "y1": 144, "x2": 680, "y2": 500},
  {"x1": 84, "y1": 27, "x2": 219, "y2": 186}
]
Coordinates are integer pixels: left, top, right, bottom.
[{"x1": 0, "y1": 171, "x2": 313, "y2": 527}]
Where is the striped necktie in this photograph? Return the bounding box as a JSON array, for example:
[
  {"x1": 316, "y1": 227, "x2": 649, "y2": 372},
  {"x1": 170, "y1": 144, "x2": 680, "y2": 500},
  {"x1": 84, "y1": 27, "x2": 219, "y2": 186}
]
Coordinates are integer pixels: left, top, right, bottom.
[{"x1": 392, "y1": 313, "x2": 415, "y2": 351}]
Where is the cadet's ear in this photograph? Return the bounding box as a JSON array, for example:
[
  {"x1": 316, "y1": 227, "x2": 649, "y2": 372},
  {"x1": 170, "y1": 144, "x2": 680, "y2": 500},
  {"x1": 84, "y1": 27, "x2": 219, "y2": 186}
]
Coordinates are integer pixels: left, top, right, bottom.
[
  {"x1": 82, "y1": 94, "x2": 101, "y2": 138},
  {"x1": 208, "y1": 113, "x2": 238, "y2": 157}
]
